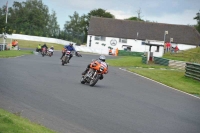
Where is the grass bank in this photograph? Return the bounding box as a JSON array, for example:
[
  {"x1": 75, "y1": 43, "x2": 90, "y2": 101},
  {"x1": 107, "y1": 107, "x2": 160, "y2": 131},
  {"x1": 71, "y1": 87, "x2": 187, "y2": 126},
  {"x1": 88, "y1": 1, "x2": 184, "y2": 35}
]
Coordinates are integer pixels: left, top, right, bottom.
[
  {"x1": 0, "y1": 109, "x2": 56, "y2": 133},
  {"x1": 0, "y1": 50, "x2": 33, "y2": 58},
  {"x1": 16, "y1": 39, "x2": 64, "y2": 50},
  {"x1": 107, "y1": 56, "x2": 200, "y2": 96},
  {"x1": 163, "y1": 47, "x2": 200, "y2": 63}
]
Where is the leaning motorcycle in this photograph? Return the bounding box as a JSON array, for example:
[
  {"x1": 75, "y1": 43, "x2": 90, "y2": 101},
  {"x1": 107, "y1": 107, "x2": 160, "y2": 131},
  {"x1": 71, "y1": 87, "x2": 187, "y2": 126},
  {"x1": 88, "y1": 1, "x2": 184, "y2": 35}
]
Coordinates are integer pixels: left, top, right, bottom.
[
  {"x1": 46, "y1": 49, "x2": 53, "y2": 57},
  {"x1": 75, "y1": 51, "x2": 82, "y2": 57},
  {"x1": 61, "y1": 50, "x2": 71, "y2": 65},
  {"x1": 41, "y1": 47, "x2": 46, "y2": 57},
  {"x1": 80, "y1": 60, "x2": 108, "y2": 86}
]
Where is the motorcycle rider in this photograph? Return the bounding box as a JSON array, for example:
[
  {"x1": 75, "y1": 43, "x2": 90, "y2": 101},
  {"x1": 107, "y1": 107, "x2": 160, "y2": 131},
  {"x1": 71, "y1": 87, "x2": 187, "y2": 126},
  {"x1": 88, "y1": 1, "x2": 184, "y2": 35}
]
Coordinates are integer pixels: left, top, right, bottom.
[
  {"x1": 82, "y1": 55, "x2": 108, "y2": 80},
  {"x1": 60, "y1": 43, "x2": 76, "y2": 63},
  {"x1": 50, "y1": 46, "x2": 54, "y2": 54},
  {"x1": 36, "y1": 44, "x2": 42, "y2": 52},
  {"x1": 48, "y1": 46, "x2": 54, "y2": 55},
  {"x1": 41, "y1": 43, "x2": 48, "y2": 53}
]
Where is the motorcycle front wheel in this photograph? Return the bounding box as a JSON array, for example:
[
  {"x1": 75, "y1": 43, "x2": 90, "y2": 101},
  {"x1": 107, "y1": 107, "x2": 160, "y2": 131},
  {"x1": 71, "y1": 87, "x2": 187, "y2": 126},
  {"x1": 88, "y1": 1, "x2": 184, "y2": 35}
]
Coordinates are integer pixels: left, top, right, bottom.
[
  {"x1": 80, "y1": 76, "x2": 86, "y2": 84},
  {"x1": 61, "y1": 56, "x2": 65, "y2": 66},
  {"x1": 89, "y1": 74, "x2": 100, "y2": 87}
]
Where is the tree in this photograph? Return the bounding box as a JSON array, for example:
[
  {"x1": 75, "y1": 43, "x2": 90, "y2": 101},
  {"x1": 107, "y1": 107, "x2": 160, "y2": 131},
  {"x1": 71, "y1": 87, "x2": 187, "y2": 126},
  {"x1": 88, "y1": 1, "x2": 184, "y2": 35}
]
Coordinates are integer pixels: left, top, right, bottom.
[
  {"x1": 0, "y1": 4, "x2": 12, "y2": 34},
  {"x1": 64, "y1": 11, "x2": 86, "y2": 44},
  {"x1": 125, "y1": 16, "x2": 144, "y2": 21},
  {"x1": 83, "y1": 8, "x2": 115, "y2": 43},
  {"x1": 194, "y1": 11, "x2": 200, "y2": 33},
  {"x1": 48, "y1": 10, "x2": 60, "y2": 38},
  {"x1": 0, "y1": 7, "x2": 6, "y2": 34},
  {"x1": 5, "y1": 0, "x2": 51, "y2": 36},
  {"x1": 64, "y1": 8, "x2": 115, "y2": 43}
]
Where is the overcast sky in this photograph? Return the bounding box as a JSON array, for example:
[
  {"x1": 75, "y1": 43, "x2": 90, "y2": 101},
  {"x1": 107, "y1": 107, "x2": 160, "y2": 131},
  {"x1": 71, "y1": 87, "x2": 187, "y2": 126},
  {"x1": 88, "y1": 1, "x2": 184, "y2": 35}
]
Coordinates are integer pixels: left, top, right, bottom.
[{"x1": 1, "y1": 0, "x2": 200, "y2": 29}]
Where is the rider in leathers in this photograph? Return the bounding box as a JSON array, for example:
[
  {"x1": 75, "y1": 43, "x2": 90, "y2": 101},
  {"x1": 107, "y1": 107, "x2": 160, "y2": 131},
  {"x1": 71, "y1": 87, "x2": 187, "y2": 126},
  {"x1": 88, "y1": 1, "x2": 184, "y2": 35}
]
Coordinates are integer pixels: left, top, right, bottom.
[
  {"x1": 82, "y1": 55, "x2": 108, "y2": 80},
  {"x1": 60, "y1": 43, "x2": 76, "y2": 63}
]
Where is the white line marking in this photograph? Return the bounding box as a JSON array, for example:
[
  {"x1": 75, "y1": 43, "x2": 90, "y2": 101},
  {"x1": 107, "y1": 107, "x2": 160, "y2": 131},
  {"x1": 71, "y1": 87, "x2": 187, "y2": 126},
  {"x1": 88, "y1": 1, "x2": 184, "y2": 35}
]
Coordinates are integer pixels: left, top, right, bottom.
[
  {"x1": 7, "y1": 55, "x2": 25, "y2": 58},
  {"x1": 119, "y1": 68, "x2": 200, "y2": 100}
]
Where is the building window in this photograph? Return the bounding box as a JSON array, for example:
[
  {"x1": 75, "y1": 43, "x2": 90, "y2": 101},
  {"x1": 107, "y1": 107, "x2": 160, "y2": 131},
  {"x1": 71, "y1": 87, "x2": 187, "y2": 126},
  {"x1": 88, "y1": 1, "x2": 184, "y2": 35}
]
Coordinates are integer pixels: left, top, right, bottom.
[
  {"x1": 95, "y1": 36, "x2": 106, "y2": 41},
  {"x1": 119, "y1": 38, "x2": 127, "y2": 43},
  {"x1": 141, "y1": 41, "x2": 146, "y2": 45},
  {"x1": 155, "y1": 46, "x2": 159, "y2": 52}
]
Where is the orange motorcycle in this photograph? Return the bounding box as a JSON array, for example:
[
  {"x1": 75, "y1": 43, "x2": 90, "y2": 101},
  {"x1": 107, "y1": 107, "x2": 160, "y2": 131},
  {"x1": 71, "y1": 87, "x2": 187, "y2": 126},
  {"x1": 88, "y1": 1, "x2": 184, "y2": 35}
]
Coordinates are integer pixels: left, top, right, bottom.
[{"x1": 80, "y1": 60, "x2": 108, "y2": 86}]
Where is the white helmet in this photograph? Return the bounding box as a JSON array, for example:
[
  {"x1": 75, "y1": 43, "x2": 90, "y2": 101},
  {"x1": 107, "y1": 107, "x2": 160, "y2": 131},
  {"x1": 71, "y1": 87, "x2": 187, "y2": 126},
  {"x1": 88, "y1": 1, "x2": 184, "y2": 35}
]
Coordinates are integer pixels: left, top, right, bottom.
[{"x1": 99, "y1": 55, "x2": 106, "y2": 62}]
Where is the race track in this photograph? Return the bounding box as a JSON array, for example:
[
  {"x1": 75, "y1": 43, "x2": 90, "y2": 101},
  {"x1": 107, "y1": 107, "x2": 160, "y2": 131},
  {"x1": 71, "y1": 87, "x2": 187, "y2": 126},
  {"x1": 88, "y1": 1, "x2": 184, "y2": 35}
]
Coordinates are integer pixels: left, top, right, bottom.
[{"x1": 0, "y1": 51, "x2": 200, "y2": 133}]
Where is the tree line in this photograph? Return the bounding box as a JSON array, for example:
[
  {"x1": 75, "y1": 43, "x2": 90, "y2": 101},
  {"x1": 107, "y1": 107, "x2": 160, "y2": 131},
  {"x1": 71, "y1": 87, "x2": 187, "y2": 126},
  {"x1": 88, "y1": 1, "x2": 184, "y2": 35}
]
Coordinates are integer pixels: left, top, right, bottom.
[{"x1": 0, "y1": 0, "x2": 199, "y2": 44}]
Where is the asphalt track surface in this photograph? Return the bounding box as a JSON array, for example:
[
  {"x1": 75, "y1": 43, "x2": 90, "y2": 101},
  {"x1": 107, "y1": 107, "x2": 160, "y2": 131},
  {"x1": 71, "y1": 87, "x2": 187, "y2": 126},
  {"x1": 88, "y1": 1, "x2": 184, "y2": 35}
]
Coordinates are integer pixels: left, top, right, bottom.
[{"x1": 0, "y1": 51, "x2": 200, "y2": 133}]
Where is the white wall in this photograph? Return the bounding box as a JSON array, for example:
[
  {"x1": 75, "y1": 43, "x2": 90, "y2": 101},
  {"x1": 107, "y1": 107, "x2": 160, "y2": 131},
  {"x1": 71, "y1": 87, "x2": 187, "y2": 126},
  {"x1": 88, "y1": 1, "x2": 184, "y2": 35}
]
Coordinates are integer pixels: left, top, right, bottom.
[
  {"x1": 87, "y1": 35, "x2": 166, "y2": 57},
  {"x1": 6, "y1": 34, "x2": 71, "y2": 45},
  {"x1": 171, "y1": 43, "x2": 196, "y2": 50}
]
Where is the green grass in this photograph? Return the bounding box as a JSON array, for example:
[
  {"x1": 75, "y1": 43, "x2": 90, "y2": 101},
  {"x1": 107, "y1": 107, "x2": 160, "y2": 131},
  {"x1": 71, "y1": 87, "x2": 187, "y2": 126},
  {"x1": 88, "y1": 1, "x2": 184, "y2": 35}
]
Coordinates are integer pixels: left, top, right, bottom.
[
  {"x1": 128, "y1": 68, "x2": 200, "y2": 96},
  {"x1": 0, "y1": 38, "x2": 65, "y2": 50},
  {"x1": 107, "y1": 56, "x2": 170, "y2": 69},
  {"x1": 107, "y1": 56, "x2": 200, "y2": 96},
  {"x1": 163, "y1": 47, "x2": 200, "y2": 63},
  {"x1": 0, "y1": 109, "x2": 56, "y2": 133},
  {"x1": 17, "y1": 39, "x2": 64, "y2": 50},
  {"x1": 0, "y1": 50, "x2": 33, "y2": 58}
]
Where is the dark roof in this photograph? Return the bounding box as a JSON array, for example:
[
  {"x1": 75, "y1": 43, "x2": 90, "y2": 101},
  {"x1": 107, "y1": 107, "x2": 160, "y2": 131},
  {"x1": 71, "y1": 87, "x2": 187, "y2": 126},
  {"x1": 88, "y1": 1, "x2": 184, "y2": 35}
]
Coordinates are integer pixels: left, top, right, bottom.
[{"x1": 88, "y1": 17, "x2": 200, "y2": 46}]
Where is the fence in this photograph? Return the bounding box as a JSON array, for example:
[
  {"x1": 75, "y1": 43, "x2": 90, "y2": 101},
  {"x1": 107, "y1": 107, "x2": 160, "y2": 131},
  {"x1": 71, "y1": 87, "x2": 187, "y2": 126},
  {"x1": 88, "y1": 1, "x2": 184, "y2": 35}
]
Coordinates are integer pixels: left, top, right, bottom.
[
  {"x1": 154, "y1": 57, "x2": 169, "y2": 66},
  {"x1": 118, "y1": 50, "x2": 143, "y2": 56},
  {"x1": 144, "y1": 56, "x2": 186, "y2": 69},
  {"x1": 0, "y1": 43, "x2": 6, "y2": 51},
  {"x1": 169, "y1": 60, "x2": 186, "y2": 69},
  {"x1": 142, "y1": 56, "x2": 147, "y2": 64},
  {"x1": 185, "y1": 63, "x2": 200, "y2": 81}
]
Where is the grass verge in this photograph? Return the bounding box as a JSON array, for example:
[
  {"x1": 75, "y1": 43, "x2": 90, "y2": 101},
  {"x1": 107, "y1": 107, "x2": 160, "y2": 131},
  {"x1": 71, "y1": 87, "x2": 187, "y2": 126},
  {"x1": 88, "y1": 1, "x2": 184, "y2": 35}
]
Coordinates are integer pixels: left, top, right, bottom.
[
  {"x1": 163, "y1": 47, "x2": 200, "y2": 63},
  {"x1": 16, "y1": 39, "x2": 64, "y2": 50},
  {"x1": 0, "y1": 50, "x2": 33, "y2": 58},
  {"x1": 107, "y1": 56, "x2": 200, "y2": 96},
  {"x1": 0, "y1": 109, "x2": 56, "y2": 133},
  {"x1": 107, "y1": 56, "x2": 170, "y2": 68}
]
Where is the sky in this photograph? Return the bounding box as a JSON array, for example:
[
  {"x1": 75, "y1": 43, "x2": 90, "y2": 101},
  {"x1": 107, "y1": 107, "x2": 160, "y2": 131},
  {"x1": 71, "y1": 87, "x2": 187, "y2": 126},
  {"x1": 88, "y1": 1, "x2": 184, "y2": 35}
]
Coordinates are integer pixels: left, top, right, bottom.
[{"x1": 1, "y1": 0, "x2": 200, "y2": 30}]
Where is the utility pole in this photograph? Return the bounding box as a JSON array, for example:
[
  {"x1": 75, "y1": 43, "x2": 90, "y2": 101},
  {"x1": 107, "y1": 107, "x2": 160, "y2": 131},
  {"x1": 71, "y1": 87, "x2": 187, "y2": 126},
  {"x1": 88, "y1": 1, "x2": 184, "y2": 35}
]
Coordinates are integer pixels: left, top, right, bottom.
[
  {"x1": 3, "y1": 1, "x2": 8, "y2": 50},
  {"x1": 198, "y1": 10, "x2": 200, "y2": 23},
  {"x1": 136, "y1": 8, "x2": 142, "y2": 20},
  {"x1": 5, "y1": 1, "x2": 8, "y2": 24}
]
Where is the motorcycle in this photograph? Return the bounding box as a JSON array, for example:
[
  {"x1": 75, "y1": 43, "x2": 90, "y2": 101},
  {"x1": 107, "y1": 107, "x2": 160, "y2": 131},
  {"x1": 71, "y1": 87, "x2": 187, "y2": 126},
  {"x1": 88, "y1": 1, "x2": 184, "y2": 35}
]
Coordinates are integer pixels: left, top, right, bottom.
[
  {"x1": 41, "y1": 47, "x2": 46, "y2": 57},
  {"x1": 61, "y1": 50, "x2": 71, "y2": 65},
  {"x1": 75, "y1": 51, "x2": 82, "y2": 57},
  {"x1": 46, "y1": 49, "x2": 53, "y2": 57},
  {"x1": 80, "y1": 60, "x2": 108, "y2": 86}
]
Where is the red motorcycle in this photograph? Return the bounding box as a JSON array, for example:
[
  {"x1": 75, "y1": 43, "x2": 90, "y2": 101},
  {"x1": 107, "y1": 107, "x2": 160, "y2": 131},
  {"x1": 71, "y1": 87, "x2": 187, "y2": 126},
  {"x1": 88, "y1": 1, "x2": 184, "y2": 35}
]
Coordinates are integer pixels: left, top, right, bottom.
[{"x1": 41, "y1": 47, "x2": 46, "y2": 57}]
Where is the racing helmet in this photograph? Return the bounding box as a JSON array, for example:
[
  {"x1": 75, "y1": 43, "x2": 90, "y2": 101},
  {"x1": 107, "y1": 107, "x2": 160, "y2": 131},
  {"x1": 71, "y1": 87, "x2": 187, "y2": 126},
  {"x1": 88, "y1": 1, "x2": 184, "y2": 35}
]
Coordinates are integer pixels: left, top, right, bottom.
[{"x1": 99, "y1": 55, "x2": 106, "y2": 62}]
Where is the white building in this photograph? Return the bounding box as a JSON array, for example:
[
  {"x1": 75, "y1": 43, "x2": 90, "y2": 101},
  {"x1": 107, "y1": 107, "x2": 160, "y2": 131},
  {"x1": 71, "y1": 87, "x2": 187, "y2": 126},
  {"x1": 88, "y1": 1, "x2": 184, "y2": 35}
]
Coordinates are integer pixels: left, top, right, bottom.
[{"x1": 87, "y1": 17, "x2": 200, "y2": 57}]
